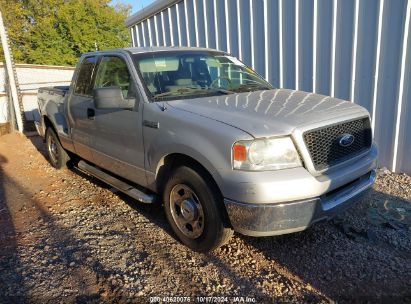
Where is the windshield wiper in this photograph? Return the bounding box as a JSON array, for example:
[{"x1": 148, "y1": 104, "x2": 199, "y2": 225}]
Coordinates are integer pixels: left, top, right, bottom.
[
  {"x1": 153, "y1": 87, "x2": 234, "y2": 100},
  {"x1": 152, "y1": 89, "x2": 185, "y2": 100},
  {"x1": 231, "y1": 83, "x2": 272, "y2": 92},
  {"x1": 208, "y1": 87, "x2": 235, "y2": 95}
]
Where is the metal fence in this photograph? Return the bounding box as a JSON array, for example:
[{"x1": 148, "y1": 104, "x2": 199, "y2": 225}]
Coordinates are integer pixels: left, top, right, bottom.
[
  {"x1": 0, "y1": 63, "x2": 74, "y2": 123},
  {"x1": 125, "y1": 0, "x2": 411, "y2": 174}
]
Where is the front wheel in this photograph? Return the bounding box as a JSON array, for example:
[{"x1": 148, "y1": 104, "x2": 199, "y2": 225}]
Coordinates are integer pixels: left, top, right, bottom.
[
  {"x1": 45, "y1": 127, "x2": 70, "y2": 169},
  {"x1": 163, "y1": 165, "x2": 233, "y2": 252}
]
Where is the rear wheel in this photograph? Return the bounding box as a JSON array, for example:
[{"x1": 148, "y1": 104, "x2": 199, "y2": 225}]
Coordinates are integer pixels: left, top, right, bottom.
[
  {"x1": 45, "y1": 127, "x2": 70, "y2": 169},
  {"x1": 163, "y1": 165, "x2": 233, "y2": 252}
]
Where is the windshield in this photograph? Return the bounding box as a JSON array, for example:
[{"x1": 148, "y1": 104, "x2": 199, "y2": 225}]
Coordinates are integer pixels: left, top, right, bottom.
[{"x1": 133, "y1": 51, "x2": 273, "y2": 101}]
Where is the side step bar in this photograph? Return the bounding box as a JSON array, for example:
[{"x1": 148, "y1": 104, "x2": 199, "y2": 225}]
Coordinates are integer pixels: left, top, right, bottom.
[{"x1": 78, "y1": 160, "x2": 155, "y2": 204}]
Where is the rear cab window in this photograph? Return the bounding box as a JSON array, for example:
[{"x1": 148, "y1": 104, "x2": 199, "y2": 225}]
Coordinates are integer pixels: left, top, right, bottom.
[{"x1": 74, "y1": 56, "x2": 97, "y2": 96}]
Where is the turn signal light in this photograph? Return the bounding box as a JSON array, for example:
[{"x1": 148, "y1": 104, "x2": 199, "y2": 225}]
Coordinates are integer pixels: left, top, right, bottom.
[{"x1": 233, "y1": 143, "x2": 247, "y2": 161}]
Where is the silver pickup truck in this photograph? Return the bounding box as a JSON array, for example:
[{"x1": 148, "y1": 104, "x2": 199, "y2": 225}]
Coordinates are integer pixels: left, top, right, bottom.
[{"x1": 36, "y1": 47, "x2": 377, "y2": 252}]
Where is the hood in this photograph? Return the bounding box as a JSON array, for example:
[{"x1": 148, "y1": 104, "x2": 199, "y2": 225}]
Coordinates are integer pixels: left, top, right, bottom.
[{"x1": 166, "y1": 89, "x2": 369, "y2": 138}]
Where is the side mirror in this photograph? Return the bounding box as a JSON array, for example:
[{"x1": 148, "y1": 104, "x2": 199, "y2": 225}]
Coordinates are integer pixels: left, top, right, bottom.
[{"x1": 93, "y1": 87, "x2": 135, "y2": 109}]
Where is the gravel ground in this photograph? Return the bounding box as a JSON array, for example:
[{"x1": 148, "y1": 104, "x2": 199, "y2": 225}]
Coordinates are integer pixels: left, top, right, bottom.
[{"x1": 0, "y1": 133, "x2": 410, "y2": 303}]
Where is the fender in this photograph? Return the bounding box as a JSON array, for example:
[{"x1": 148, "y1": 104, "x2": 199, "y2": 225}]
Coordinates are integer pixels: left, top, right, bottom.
[
  {"x1": 142, "y1": 104, "x2": 253, "y2": 195},
  {"x1": 44, "y1": 101, "x2": 69, "y2": 137},
  {"x1": 149, "y1": 144, "x2": 225, "y2": 193},
  {"x1": 43, "y1": 102, "x2": 75, "y2": 153}
]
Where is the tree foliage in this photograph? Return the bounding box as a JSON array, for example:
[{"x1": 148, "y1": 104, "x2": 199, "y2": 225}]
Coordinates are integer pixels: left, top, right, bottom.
[{"x1": 0, "y1": 0, "x2": 131, "y2": 66}]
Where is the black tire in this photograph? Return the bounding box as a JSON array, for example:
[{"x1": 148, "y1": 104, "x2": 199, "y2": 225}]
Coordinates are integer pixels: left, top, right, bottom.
[
  {"x1": 163, "y1": 165, "x2": 234, "y2": 252},
  {"x1": 45, "y1": 127, "x2": 70, "y2": 169}
]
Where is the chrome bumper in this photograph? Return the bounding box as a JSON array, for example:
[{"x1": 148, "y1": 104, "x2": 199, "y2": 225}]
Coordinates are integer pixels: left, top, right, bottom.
[{"x1": 224, "y1": 169, "x2": 376, "y2": 237}]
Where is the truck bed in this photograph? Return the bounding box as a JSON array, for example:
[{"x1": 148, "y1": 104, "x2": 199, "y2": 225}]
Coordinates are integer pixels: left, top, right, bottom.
[
  {"x1": 36, "y1": 86, "x2": 71, "y2": 137},
  {"x1": 38, "y1": 86, "x2": 70, "y2": 110}
]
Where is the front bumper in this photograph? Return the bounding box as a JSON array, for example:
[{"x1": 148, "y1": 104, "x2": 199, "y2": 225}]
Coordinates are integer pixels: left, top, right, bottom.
[{"x1": 224, "y1": 169, "x2": 376, "y2": 237}]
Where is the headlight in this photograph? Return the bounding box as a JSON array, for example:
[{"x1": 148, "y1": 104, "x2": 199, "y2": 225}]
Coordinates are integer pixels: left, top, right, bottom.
[{"x1": 232, "y1": 137, "x2": 302, "y2": 171}]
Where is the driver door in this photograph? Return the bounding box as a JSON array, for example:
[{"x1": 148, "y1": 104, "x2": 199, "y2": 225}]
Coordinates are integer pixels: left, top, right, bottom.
[{"x1": 90, "y1": 54, "x2": 147, "y2": 187}]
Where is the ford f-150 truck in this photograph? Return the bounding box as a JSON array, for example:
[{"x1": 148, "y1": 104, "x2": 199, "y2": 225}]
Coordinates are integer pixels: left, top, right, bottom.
[{"x1": 36, "y1": 47, "x2": 378, "y2": 252}]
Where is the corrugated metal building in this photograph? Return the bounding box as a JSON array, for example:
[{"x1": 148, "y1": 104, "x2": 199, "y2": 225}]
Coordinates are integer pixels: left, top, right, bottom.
[{"x1": 125, "y1": 0, "x2": 411, "y2": 174}]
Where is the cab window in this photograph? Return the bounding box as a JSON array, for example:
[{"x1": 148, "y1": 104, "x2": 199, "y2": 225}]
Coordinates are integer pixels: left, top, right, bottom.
[
  {"x1": 94, "y1": 56, "x2": 137, "y2": 99},
  {"x1": 74, "y1": 56, "x2": 97, "y2": 96}
]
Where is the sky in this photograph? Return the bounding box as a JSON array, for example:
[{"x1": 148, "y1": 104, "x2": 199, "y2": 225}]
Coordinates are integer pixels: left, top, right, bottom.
[{"x1": 118, "y1": 0, "x2": 156, "y2": 14}]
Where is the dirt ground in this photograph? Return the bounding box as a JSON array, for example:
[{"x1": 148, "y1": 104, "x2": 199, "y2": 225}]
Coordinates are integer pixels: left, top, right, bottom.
[{"x1": 0, "y1": 133, "x2": 410, "y2": 303}]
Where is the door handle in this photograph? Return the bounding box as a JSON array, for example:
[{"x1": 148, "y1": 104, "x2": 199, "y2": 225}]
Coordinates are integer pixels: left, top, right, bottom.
[
  {"x1": 143, "y1": 120, "x2": 159, "y2": 129},
  {"x1": 87, "y1": 108, "x2": 95, "y2": 119}
]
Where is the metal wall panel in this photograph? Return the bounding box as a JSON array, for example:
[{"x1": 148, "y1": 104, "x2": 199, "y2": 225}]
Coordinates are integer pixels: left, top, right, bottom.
[
  {"x1": 194, "y1": 0, "x2": 206, "y2": 47},
  {"x1": 374, "y1": 0, "x2": 407, "y2": 173},
  {"x1": 265, "y1": 0, "x2": 280, "y2": 87},
  {"x1": 334, "y1": 0, "x2": 354, "y2": 101},
  {"x1": 215, "y1": 0, "x2": 228, "y2": 52},
  {"x1": 298, "y1": 0, "x2": 314, "y2": 92},
  {"x1": 393, "y1": 0, "x2": 411, "y2": 172},
  {"x1": 169, "y1": 5, "x2": 178, "y2": 46},
  {"x1": 162, "y1": 11, "x2": 171, "y2": 46},
  {"x1": 127, "y1": 0, "x2": 411, "y2": 174}
]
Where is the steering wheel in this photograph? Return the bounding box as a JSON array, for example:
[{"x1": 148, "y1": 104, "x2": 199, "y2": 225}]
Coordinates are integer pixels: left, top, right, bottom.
[{"x1": 210, "y1": 77, "x2": 232, "y2": 89}]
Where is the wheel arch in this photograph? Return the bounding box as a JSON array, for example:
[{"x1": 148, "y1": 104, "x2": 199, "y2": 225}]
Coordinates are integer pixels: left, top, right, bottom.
[
  {"x1": 155, "y1": 152, "x2": 232, "y2": 226},
  {"x1": 155, "y1": 153, "x2": 219, "y2": 193},
  {"x1": 43, "y1": 101, "x2": 69, "y2": 137},
  {"x1": 43, "y1": 115, "x2": 56, "y2": 132}
]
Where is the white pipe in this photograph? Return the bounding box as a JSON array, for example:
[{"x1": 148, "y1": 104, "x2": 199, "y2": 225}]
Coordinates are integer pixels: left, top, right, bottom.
[{"x1": 0, "y1": 11, "x2": 23, "y2": 132}]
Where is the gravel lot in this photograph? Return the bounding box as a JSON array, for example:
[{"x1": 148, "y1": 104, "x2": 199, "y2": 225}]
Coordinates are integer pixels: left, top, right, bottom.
[{"x1": 0, "y1": 133, "x2": 410, "y2": 303}]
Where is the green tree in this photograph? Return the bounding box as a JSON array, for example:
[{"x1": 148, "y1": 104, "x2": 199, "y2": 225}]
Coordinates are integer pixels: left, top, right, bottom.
[{"x1": 0, "y1": 0, "x2": 131, "y2": 66}]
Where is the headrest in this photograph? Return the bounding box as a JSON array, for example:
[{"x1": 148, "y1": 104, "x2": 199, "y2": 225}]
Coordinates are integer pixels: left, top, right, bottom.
[{"x1": 175, "y1": 79, "x2": 192, "y2": 85}]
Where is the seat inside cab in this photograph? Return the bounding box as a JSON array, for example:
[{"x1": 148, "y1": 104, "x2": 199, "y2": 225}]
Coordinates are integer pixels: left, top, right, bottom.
[{"x1": 139, "y1": 56, "x2": 213, "y2": 95}]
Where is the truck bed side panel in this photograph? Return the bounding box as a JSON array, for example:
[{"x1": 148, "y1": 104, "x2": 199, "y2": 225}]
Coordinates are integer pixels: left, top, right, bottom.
[{"x1": 37, "y1": 87, "x2": 75, "y2": 153}]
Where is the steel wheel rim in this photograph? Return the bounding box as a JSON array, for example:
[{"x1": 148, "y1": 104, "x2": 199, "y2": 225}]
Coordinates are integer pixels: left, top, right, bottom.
[
  {"x1": 47, "y1": 135, "x2": 58, "y2": 164},
  {"x1": 169, "y1": 184, "x2": 205, "y2": 239}
]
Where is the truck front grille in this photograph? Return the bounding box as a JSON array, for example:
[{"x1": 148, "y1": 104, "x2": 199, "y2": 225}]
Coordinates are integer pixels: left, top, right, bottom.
[{"x1": 303, "y1": 117, "x2": 372, "y2": 171}]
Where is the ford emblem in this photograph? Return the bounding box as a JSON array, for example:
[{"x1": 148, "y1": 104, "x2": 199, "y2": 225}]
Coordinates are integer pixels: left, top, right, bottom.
[{"x1": 339, "y1": 134, "x2": 355, "y2": 147}]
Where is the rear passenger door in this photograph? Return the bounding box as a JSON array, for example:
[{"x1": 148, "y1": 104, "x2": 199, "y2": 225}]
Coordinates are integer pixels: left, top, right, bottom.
[{"x1": 90, "y1": 54, "x2": 147, "y2": 187}]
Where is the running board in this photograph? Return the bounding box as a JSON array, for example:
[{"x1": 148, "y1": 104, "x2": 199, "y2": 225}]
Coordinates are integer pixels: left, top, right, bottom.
[{"x1": 78, "y1": 160, "x2": 154, "y2": 204}]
